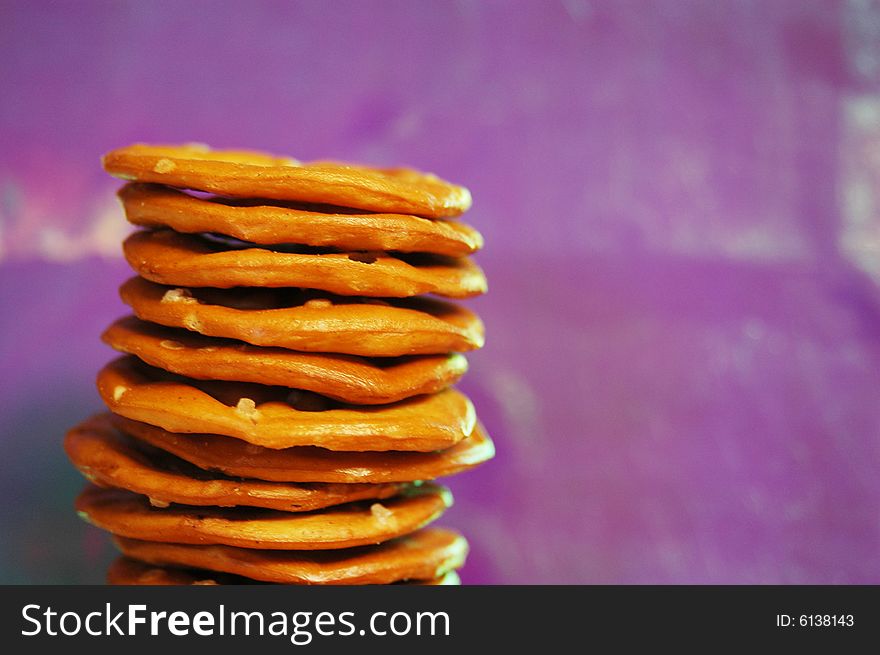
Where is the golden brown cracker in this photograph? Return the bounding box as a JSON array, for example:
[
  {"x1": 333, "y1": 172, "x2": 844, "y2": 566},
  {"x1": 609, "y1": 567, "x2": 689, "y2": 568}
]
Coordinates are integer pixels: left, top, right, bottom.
[
  {"x1": 119, "y1": 183, "x2": 482, "y2": 256},
  {"x1": 106, "y1": 557, "x2": 228, "y2": 585},
  {"x1": 113, "y1": 527, "x2": 468, "y2": 584},
  {"x1": 66, "y1": 414, "x2": 406, "y2": 511},
  {"x1": 123, "y1": 229, "x2": 486, "y2": 298},
  {"x1": 103, "y1": 143, "x2": 471, "y2": 218},
  {"x1": 77, "y1": 484, "x2": 451, "y2": 550},
  {"x1": 102, "y1": 317, "x2": 467, "y2": 404},
  {"x1": 98, "y1": 356, "x2": 475, "y2": 452},
  {"x1": 114, "y1": 414, "x2": 495, "y2": 484},
  {"x1": 106, "y1": 557, "x2": 460, "y2": 585},
  {"x1": 120, "y1": 276, "x2": 484, "y2": 357}
]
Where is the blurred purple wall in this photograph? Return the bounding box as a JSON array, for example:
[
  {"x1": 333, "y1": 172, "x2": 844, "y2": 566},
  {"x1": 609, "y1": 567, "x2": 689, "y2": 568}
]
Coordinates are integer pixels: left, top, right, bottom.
[{"x1": 2, "y1": 0, "x2": 880, "y2": 583}]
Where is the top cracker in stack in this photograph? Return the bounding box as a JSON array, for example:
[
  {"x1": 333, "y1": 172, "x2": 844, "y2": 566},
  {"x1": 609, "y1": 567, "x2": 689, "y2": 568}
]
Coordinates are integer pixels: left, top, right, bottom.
[{"x1": 64, "y1": 143, "x2": 493, "y2": 585}]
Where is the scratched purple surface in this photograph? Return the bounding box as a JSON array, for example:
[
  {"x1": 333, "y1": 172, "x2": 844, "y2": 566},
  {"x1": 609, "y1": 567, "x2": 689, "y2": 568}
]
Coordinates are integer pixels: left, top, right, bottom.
[{"x1": 2, "y1": 1, "x2": 880, "y2": 584}]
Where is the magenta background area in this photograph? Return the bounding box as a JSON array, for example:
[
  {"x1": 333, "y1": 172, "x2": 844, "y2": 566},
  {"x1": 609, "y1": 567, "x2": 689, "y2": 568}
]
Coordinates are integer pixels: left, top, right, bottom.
[{"x1": 2, "y1": 1, "x2": 880, "y2": 583}]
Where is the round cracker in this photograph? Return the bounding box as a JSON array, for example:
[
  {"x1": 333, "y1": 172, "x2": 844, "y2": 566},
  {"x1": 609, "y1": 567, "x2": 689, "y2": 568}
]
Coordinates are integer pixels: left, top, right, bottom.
[
  {"x1": 102, "y1": 317, "x2": 467, "y2": 405},
  {"x1": 120, "y1": 276, "x2": 484, "y2": 357},
  {"x1": 106, "y1": 557, "x2": 229, "y2": 585},
  {"x1": 119, "y1": 183, "x2": 482, "y2": 256},
  {"x1": 123, "y1": 229, "x2": 486, "y2": 298},
  {"x1": 106, "y1": 557, "x2": 459, "y2": 585},
  {"x1": 66, "y1": 414, "x2": 406, "y2": 511},
  {"x1": 76, "y1": 484, "x2": 451, "y2": 550},
  {"x1": 113, "y1": 528, "x2": 468, "y2": 584},
  {"x1": 102, "y1": 143, "x2": 471, "y2": 218},
  {"x1": 98, "y1": 356, "x2": 475, "y2": 452},
  {"x1": 113, "y1": 414, "x2": 495, "y2": 484}
]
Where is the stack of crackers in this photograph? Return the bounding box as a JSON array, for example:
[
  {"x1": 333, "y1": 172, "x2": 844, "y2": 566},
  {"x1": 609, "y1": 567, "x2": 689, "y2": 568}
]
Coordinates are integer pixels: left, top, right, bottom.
[{"x1": 64, "y1": 144, "x2": 493, "y2": 585}]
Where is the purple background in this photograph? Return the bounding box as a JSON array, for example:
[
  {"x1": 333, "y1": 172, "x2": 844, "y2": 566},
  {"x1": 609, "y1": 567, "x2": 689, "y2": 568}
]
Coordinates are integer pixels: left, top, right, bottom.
[{"x1": 2, "y1": 0, "x2": 880, "y2": 583}]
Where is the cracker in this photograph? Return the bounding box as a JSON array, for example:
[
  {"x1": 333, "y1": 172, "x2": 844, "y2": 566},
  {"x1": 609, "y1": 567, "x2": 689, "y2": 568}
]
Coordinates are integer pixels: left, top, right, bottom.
[
  {"x1": 65, "y1": 414, "x2": 406, "y2": 511},
  {"x1": 76, "y1": 484, "x2": 451, "y2": 550},
  {"x1": 120, "y1": 276, "x2": 484, "y2": 357},
  {"x1": 113, "y1": 528, "x2": 468, "y2": 584},
  {"x1": 106, "y1": 557, "x2": 232, "y2": 585},
  {"x1": 102, "y1": 317, "x2": 467, "y2": 404},
  {"x1": 103, "y1": 143, "x2": 471, "y2": 218},
  {"x1": 123, "y1": 229, "x2": 486, "y2": 298},
  {"x1": 106, "y1": 557, "x2": 460, "y2": 585},
  {"x1": 119, "y1": 183, "x2": 482, "y2": 256},
  {"x1": 113, "y1": 414, "x2": 494, "y2": 484},
  {"x1": 98, "y1": 356, "x2": 476, "y2": 451}
]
